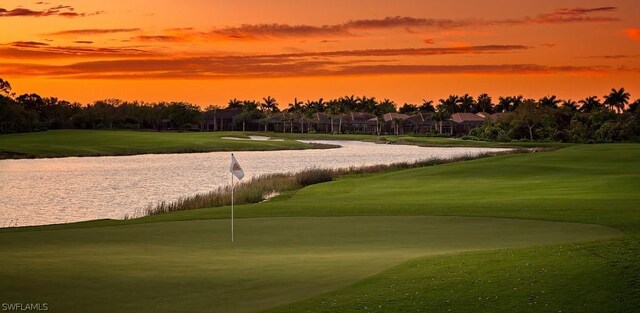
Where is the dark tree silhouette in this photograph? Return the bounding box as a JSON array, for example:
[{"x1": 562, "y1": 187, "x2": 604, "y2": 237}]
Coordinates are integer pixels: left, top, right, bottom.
[
  {"x1": 578, "y1": 96, "x2": 602, "y2": 113},
  {"x1": 604, "y1": 88, "x2": 631, "y2": 113},
  {"x1": 539, "y1": 95, "x2": 561, "y2": 109},
  {"x1": 476, "y1": 93, "x2": 493, "y2": 113},
  {"x1": 419, "y1": 99, "x2": 435, "y2": 113}
]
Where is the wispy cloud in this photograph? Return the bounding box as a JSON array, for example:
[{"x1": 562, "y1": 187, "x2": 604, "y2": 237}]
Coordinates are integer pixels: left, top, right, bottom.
[
  {"x1": 131, "y1": 35, "x2": 189, "y2": 42},
  {"x1": 45, "y1": 28, "x2": 141, "y2": 36},
  {"x1": 579, "y1": 54, "x2": 639, "y2": 59},
  {"x1": 0, "y1": 41, "x2": 526, "y2": 60},
  {"x1": 129, "y1": 7, "x2": 618, "y2": 42},
  {"x1": 0, "y1": 42, "x2": 153, "y2": 59},
  {"x1": 0, "y1": 44, "x2": 605, "y2": 80},
  {"x1": 533, "y1": 7, "x2": 617, "y2": 24},
  {"x1": 0, "y1": 5, "x2": 101, "y2": 18}
]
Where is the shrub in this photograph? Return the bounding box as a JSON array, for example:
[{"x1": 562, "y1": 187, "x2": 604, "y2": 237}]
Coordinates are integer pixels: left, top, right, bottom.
[{"x1": 296, "y1": 168, "x2": 336, "y2": 187}]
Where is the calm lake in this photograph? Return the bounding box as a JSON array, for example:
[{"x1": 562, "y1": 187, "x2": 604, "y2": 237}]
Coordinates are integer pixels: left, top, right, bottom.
[{"x1": 0, "y1": 140, "x2": 506, "y2": 227}]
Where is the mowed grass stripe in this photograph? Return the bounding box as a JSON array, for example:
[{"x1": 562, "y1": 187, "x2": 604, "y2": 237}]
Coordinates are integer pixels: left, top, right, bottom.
[{"x1": 0, "y1": 216, "x2": 619, "y2": 313}]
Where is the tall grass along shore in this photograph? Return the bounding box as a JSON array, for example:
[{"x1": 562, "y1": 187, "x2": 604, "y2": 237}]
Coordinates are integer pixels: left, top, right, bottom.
[{"x1": 143, "y1": 150, "x2": 519, "y2": 216}]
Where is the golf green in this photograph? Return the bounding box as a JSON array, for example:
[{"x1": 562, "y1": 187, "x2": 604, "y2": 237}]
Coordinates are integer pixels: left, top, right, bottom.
[{"x1": 0, "y1": 216, "x2": 619, "y2": 313}]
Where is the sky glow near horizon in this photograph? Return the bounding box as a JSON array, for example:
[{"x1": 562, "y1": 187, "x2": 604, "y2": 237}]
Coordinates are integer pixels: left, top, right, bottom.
[{"x1": 1, "y1": 0, "x2": 639, "y2": 107}]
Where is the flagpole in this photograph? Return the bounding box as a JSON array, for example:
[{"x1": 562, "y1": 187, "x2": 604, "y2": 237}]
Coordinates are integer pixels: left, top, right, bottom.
[{"x1": 231, "y1": 171, "x2": 234, "y2": 242}]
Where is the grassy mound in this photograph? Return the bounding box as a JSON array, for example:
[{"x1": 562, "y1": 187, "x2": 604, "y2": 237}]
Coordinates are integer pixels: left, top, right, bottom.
[{"x1": 0, "y1": 130, "x2": 325, "y2": 158}]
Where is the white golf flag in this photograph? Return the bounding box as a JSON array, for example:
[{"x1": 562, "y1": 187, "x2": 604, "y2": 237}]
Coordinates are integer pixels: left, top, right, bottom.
[{"x1": 230, "y1": 154, "x2": 245, "y2": 180}]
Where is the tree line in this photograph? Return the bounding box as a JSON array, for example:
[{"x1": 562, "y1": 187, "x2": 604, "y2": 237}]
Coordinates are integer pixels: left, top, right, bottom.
[{"x1": 1, "y1": 77, "x2": 639, "y2": 142}]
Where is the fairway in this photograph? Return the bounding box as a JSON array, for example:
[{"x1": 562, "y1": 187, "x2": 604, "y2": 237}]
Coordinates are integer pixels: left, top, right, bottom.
[
  {"x1": 0, "y1": 130, "x2": 322, "y2": 158},
  {"x1": 1, "y1": 144, "x2": 638, "y2": 312},
  {"x1": 0, "y1": 216, "x2": 619, "y2": 313}
]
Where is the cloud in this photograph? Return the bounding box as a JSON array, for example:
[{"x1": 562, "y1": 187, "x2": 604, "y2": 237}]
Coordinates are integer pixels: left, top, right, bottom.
[
  {"x1": 131, "y1": 35, "x2": 188, "y2": 42},
  {"x1": 1, "y1": 61, "x2": 605, "y2": 80},
  {"x1": 0, "y1": 42, "x2": 154, "y2": 59},
  {"x1": 10, "y1": 41, "x2": 49, "y2": 47},
  {"x1": 273, "y1": 45, "x2": 529, "y2": 58},
  {"x1": 130, "y1": 7, "x2": 617, "y2": 43},
  {"x1": 625, "y1": 28, "x2": 640, "y2": 41},
  {"x1": 0, "y1": 5, "x2": 101, "y2": 18},
  {"x1": 579, "y1": 54, "x2": 639, "y2": 59},
  {"x1": 332, "y1": 64, "x2": 606, "y2": 77},
  {"x1": 0, "y1": 44, "x2": 604, "y2": 80},
  {"x1": 45, "y1": 28, "x2": 141, "y2": 36},
  {"x1": 532, "y1": 7, "x2": 618, "y2": 24},
  {"x1": 73, "y1": 41, "x2": 94, "y2": 44}
]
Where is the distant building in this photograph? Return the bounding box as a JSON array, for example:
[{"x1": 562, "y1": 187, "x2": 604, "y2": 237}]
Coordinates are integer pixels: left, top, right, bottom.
[
  {"x1": 450, "y1": 113, "x2": 485, "y2": 135},
  {"x1": 202, "y1": 108, "x2": 242, "y2": 131},
  {"x1": 201, "y1": 109, "x2": 491, "y2": 136}
]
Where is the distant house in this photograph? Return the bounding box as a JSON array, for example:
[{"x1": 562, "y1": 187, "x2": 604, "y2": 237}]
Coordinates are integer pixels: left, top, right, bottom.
[
  {"x1": 202, "y1": 108, "x2": 242, "y2": 131},
  {"x1": 476, "y1": 112, "x2": 507, "y2": 122},
  {"x1": 341, "y1": 112, "x2": 376, "y2": 133},
  {"x1": 475, "y1": 112, "x2": 492, "y2": 119},
  {"x1": 450, "y1": 113, "x2": 485, "y2": 134},
  {"x1": 403, "y1": 113, "x2": 434, "y2": 134},
  {"x1": 380, "y1": 113, "x2": 410, "y2": 134}
]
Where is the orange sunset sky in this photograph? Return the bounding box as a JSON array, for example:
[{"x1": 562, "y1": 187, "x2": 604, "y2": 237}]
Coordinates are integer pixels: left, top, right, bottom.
[{"x1": 1, "y1": 0, "x2": 639, "y2": 107}]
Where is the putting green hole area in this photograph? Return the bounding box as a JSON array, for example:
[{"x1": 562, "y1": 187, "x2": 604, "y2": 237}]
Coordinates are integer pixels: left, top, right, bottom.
[{"x1": 0, "y1": 216, "x2": 620, "y2": 313}]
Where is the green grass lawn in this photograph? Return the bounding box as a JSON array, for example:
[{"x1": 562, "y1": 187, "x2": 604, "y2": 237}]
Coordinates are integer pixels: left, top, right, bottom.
[
  {"x1": 0, "y1": 217, "x2": 617, "y2": 313},
  {"x1": 1, "y1": 144, "x2": 638, "y2": 312},
  {"x1": 0, "y1": 130, "x2": 323, "y2": 158},
  {"x1": 0, "y1": 129, "x2": 568, "y2": 159},
  {"x1": 250, "y1": 131, "x2": 572, "y2": 148}
]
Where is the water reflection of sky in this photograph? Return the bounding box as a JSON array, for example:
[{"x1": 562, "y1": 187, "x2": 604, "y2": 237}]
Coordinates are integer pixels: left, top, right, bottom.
[{"x1": 0, "y1": 141, "x2": 506, "y2": 227}]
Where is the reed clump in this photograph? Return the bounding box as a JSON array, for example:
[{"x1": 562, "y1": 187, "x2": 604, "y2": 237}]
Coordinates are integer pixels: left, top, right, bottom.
[{"x1": 144, "y1": 151, "x2": 512, "y2": 216}]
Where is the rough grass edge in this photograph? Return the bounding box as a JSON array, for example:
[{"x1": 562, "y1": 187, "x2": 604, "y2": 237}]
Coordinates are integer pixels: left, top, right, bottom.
[{"x1": 138, "y1": 148, "x2": 527, "y2": 217}]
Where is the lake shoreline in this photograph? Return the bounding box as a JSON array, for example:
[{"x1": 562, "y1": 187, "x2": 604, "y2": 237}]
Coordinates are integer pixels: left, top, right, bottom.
[
  {"x1": 0, "y1": 140, "x2": 509, "y2": 228},
  {"x1": 0, "y1": 129, "x2": 564, "y2": 160}
]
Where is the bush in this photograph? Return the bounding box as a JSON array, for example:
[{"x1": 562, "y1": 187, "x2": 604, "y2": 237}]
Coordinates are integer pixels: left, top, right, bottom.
[{"x1": 296, "y1": 168, "x2": 336, "y2": 187}]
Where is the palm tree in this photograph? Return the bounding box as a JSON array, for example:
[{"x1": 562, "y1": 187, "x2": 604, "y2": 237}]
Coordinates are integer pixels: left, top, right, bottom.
[
  {"x1": 459, "y1": 94, "x2": 475, "y2": 113},
  {"x1": 432, "y1": 109, "x2": 451, "y2": 134},
  {"x1": 398, "y1": 103, "x2": 418, "y2": 114},
  {"x1": 313, "y1": 98, "x2": 325, "y2": 113},
  {"x1": 538, "y1": 95, "x2": 561, "y2": 109},
  {"x1": 303, "y1": 100, "x2": 319, "y2": 133},
  {"x1": 376, "y1": 98, "x2": 396, "y2": 115},
  {"x1": 578, "y1": 96, "x2": 602, "y2": 113},
  {"x1": 392, "y1": 117, "x2": 403, "y2": 135},
  {"x1": 357, "y1": 96, "x2": 378, "y2": 113},
  {"x1": 561, "y1": 99, "x2": 578, "y2": 112},
  {"x1": 286, "y1": 98, "x2": 306, "y2": 133},
  {"x1": 340, "y1": 95, "x2": 358, "y2": 112},
  {"x1": 419, "y1": 99, "x2": 435, "y2": 113},
  {"x1": 235, "y1": 100, "x2": 259, "y2": 131},
  {"x1": 326, "y1": 99, "x2": 339, "y2": 133},
  {"x1": 476, "y1": 93, "x2": 492, "y2": 113},
  {"x1": 437, "y1": 95, "x2": 459, "y2": 115},
  {"x1": 604, "y1": 88, "x2": 631, "y2": 113},
  {"x1": 627, "y1": 99, "x2": 640, "y2": 113},
  {"x1": 260, "y1": 96, "x2": 279, "y2": 131},
  {"x1": 510, "y1": 95, "x2": 524, "y2": 111},
  {"x1": 227, "y1": 98, "x2": 243, "y2": 109},
  {"x1": 495, "y1": 96, "x2": 511, "y2": 113},
  {"x1": 337, "y1": 101, "x2": 347, "y2": 133}
]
